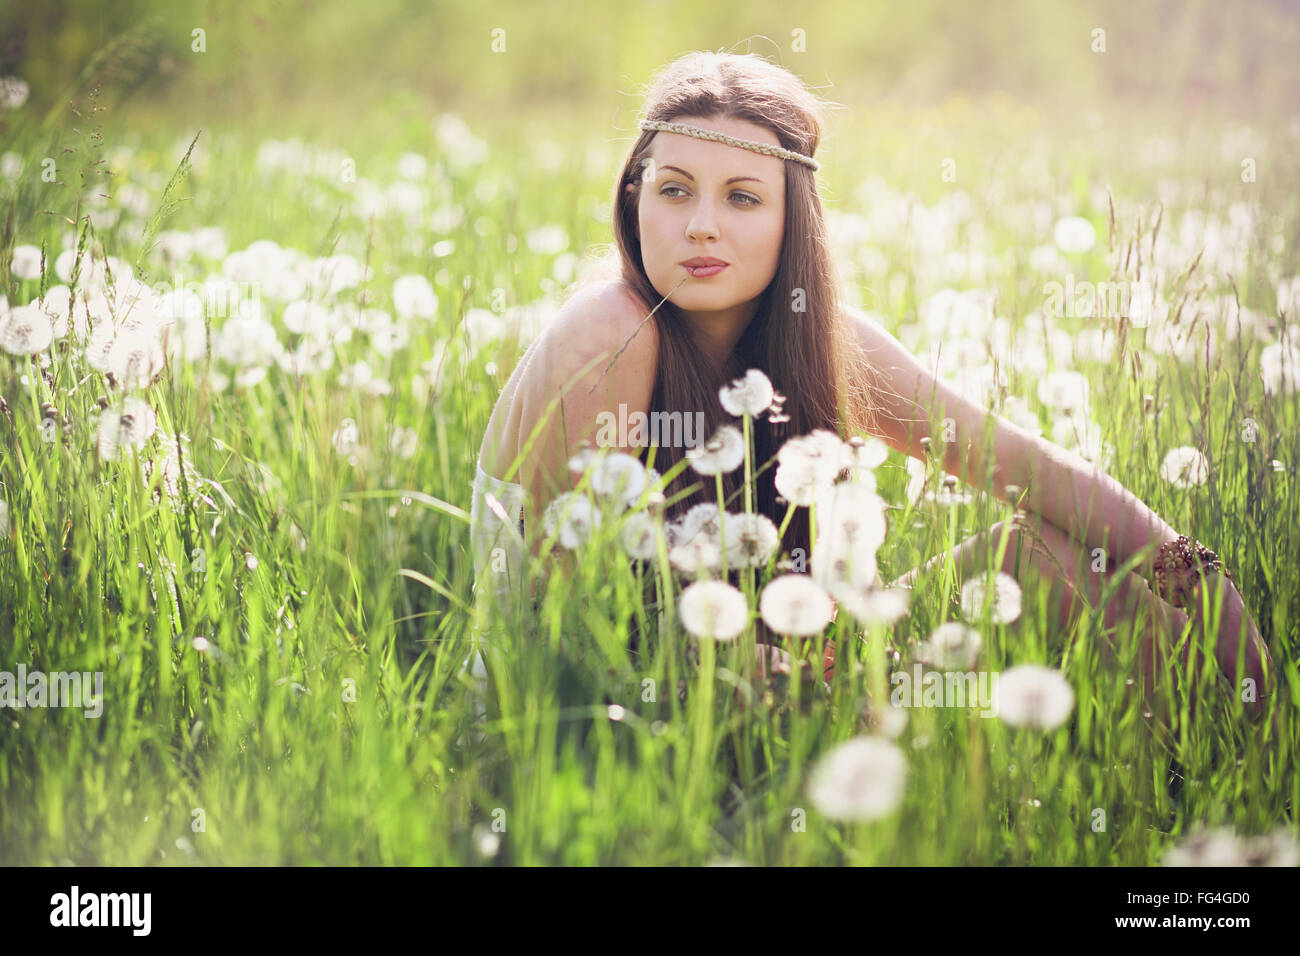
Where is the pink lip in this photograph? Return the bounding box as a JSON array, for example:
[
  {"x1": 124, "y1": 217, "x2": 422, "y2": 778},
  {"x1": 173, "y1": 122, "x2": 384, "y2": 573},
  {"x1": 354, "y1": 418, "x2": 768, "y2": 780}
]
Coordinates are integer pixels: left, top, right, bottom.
[
  {"x1": 681, "y1": 258, "x2": 728, "y2": 268},
  {"x1": 686, "y1": 261, "x2": 728, "y2": 277}
]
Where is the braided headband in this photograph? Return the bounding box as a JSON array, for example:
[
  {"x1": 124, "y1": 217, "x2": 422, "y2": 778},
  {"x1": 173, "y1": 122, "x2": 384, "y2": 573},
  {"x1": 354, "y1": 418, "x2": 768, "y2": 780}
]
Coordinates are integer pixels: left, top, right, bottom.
[{"x1": 638, "y1": 119, "x2": 821, "y2": 171}]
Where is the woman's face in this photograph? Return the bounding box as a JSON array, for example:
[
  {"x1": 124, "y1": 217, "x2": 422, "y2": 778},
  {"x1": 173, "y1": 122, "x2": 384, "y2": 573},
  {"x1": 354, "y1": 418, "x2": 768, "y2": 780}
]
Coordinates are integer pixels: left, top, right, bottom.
[{"x1": 635, "y1": 115, "x2": 787, "y2": 318}]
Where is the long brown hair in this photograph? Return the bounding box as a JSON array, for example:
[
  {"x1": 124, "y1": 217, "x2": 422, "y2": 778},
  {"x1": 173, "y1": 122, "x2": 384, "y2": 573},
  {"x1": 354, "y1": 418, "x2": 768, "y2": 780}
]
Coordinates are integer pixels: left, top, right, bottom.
[{"x1": 590, "y1": 51, "x2": 884, "y2": 563}]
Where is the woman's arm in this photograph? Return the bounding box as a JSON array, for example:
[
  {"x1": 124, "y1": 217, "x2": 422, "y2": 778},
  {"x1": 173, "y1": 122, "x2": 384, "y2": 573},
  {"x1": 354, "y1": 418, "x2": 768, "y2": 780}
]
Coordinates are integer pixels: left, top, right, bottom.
[
  {"x1": 845, "y1": 306, "x2": 1179, "y2": 570},
  {"x1": 846, "y1": 306, "x2": 1273, "y2": 708}
]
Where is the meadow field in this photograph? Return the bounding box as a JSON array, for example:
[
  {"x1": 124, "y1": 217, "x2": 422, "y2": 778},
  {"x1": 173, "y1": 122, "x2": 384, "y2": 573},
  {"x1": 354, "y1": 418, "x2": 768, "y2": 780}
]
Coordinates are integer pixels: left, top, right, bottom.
[{"x1": 1, "y1": 12, "x2": 1298, "y2": 866}]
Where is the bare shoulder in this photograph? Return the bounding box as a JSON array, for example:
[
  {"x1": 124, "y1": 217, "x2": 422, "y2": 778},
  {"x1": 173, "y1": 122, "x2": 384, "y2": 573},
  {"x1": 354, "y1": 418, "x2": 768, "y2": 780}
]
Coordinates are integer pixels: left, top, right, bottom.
[
  {"x1": 480, "y1": 281, "x2": 658, "y2": 481},
  {"x1": 547, "y1": 278, "x2": 659, "y2": 360}
]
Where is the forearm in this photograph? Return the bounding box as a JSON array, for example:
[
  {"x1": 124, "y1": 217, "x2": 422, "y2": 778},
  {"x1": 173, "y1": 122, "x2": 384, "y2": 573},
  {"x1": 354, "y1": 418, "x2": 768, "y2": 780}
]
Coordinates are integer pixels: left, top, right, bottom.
[{"x1": 999, "y1": 432, "x2": 1180, "y2": 575}]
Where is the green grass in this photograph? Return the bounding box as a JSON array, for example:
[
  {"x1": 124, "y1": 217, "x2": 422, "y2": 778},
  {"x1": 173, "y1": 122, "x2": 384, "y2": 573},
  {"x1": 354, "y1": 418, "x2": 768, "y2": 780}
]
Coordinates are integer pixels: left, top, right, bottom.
[{"x1": 0, "y1": 88, "x2": 1296, "y2": 865}]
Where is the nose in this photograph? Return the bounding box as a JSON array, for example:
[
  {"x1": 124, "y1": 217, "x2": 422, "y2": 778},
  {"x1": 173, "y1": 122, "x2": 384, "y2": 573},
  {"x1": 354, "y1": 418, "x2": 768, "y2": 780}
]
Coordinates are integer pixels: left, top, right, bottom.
[{"x1": 686, "y1": 200, "x2": 720, "y2": 242}]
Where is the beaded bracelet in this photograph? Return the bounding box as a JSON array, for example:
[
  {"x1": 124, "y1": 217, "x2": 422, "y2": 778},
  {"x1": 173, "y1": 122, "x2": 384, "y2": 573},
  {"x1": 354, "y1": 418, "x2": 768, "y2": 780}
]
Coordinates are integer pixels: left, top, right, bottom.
[{"x1": 1152, "y1": 534, "x2": 1230, "y2": 609}]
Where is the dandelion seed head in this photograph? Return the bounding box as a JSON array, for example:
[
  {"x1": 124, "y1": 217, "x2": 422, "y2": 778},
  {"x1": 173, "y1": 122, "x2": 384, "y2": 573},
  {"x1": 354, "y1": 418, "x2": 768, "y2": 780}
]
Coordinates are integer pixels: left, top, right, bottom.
[
  {"x1": 10, "y1": 245, "x2": 43, "y2": 281},
  {"x1": 1260, "y1": 341, "x2": 1300, "y2": 396},
  {"x1": 806, "y1": 736, "x2": 907, "y2": 821},
  {"x1": 619, "y1": 511, "x2": 659, "y2": 561},
  {"x1": 758, "y1": 574, "x2": 835, "y2": 637},
  {"x1": 686, "y1": 424, "x2": 745, "y2": 476},
  {"x1": 724, "y1": 512, "x2": 780, "y2": 569},
  {"x1": 678, "y1": 580, "x2": 748, "y2": 641},
  {"x1": 995, "y1": 664, "x2": 1075, "y2": 731},
  {"x1": 719, "y1": 368, "x2": 775, "y2": 417},
  {"x1": 0, "y1": 304, "x2": 53, "y2": 355},
  {"x1": 473, "y1": 825, "x2": 501, "y2": 857},
  {"x1": 588, "y1": 451, "x2": 648, "y2": 509},
  {"x1": 1036, "y1": 370, "x2": 1091, "y2": 412},
  {"x1": 331, "y1": 419, "x2": 361, "y2": 457},
  {"x1": 1160, "y1": 446, "x2": 1209, "y2": 488},
  {"x1": 1053, "y1": 215, "x2": 1096, "y2": 254},
  {"x1": 917, "y1": 621, "x2": 983, "y2": 671},
  {"x1": 542, "y1": 491, "x2": 601, "y2": 549},
  {"x1": 836, "y1": 585, "x2": 911, "y2": 626},
  {"x1": 96, "y1": 398, "x2": 157, "y2": 460},
  {"x1": 1163, "y1": 827, "x2": 1248, "y2": 867},
  {"x1": 960, "y1": 572, "x2": 1022, "y2": 625}
]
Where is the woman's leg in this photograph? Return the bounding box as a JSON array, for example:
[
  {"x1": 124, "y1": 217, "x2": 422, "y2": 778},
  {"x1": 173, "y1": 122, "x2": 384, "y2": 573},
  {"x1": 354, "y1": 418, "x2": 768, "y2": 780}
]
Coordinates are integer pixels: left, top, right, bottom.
[{"x1": 888, "y1": 512, "x2": 1194, "y2": 713}]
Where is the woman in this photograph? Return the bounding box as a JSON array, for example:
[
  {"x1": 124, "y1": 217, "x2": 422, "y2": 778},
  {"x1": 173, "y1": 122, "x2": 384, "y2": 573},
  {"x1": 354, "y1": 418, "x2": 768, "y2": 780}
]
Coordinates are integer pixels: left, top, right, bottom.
[{"x1": 472, "y1": 51, "x2": 1272, "y2": 717}]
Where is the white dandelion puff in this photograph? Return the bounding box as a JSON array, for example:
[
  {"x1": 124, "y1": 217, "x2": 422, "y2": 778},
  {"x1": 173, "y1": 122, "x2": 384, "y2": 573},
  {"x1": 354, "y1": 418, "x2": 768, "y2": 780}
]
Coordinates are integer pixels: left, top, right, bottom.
[
  {"x1": 916, "y1": 621, "x2": 983, "y2": 671},
  {"x1": 807, "y1": 736, "x2": 907, "y2": 821},
  {"x1": 686, "y1": 424, "x2": 745, "y2": 475},
  {"x1": 106, "y1": 329, "x2": 167, "y2": 389},
  {"x1": 1036, "y1": 369, "x2": 1091, "y2": 413},
  {"x1": 142, "y1": 433, "x2": 200, "y2": 507},
  {"x1": 216, "y1": 315, "x2": 282, "y2": 369},
  {"x1": 1160, "y1": 446, "x2": 1209, "y2": 488},
  {"x1": 668, "y1": 503, "x2": 722, "y2": 548},
  {"x1": 1163, "y1": 827, "x2": 1248, "y2": 868},
  {"x1": 10, "y1": 245, "x2": 43, "y2": 281},
  {"x1": 397, "y1": 152, "x2": 428, "y2": 180},
  {"x1": 524, "y1": 223, "x2": 569, "y2": 256},
  {"x1": 759, "y1": 574, "x2": 835, "y2": 637},
  {"x1": 724, "y1": 512, "x2": 780, "y2": 569},
  {"x1": 0, "y1": 76, "x2": 29, "y2": 110},
  {"x1": 994, "y1": 664, "x2": 1075, "y2": 730},
  {"x1": 542, "y1": 491, "x2": 601, "y2": 549},
  {"x1": 567, "y1": 445, "x2": 602, "y2": 475},
  {"x1": 283, "y1": 300, "x2": 330, "y2": 335},
  {"x1": 1052, "y1": 216, "x2": 1096, "y2": 254},
  {"x1": 1260, "y1": 341, "x2": 1300, "y2": 397},
  {"x1": 905, "y1": 456, "x2": 928, "y2": 504},
  {"x1": 392, "y1": 274, "x2": 438, "y2": 320},
  {"x1": 814, "y1": 481, "x2": 888, "y2": 554},
  {"x1": 837, "y1": 585, "x2": 912, "y2": 626},
  {"x1": 846, "y1": 435, "x2": 889, "y2": 477},
  {"x1": 774, "y1": 456, "x2": 826, "y2": 507},
  {"x1": 1241, "y1": 828, "x2": 1300, "y2": 867},
  {"x1": 668, "y1": 533, "x2": 722, "y2": 576},
  {"x1": 1275, "y1": 276, "x2": 1300, "y2": 317},
  {"x1": 719, "y1": 368, "x2": 775, "y2": 417},
  {"x1": 0, "y1": 305, "x2": 53, "y2": 355},
  {"x1": 778, "y1": 429, "x2": 851, "y2": 474},
  {"x1": 331, "y1": 418, "x2": 361, "y2": 456},
  {"x1": 960, "y1": 572, "x2": 1022, "y2": 625},
  {"x1": 96, "y1": 397, "x2": 158, "y2": 461},
  {"x1": 678, "y1": 580, "x2": 749, "y2": 641},
  {"x1": 774, "y1": 430, "x2": 851, "y2": 505},
  {"x1": 619, "y1": 511, "x2": 659, "y2": 561},
  {"x1": 812, "y1": 540, "x2": 878, "y2": 599},
  {"x1": 588, "y1": 451, "x2": 648, "y2": 509}
]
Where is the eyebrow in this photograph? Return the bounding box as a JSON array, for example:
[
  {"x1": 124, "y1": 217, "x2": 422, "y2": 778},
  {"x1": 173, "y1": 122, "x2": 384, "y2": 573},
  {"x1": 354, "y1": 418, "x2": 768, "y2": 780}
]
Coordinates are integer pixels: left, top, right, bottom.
[{"x1": 659, "y1": 165, "x2": 765, "y2": 185}]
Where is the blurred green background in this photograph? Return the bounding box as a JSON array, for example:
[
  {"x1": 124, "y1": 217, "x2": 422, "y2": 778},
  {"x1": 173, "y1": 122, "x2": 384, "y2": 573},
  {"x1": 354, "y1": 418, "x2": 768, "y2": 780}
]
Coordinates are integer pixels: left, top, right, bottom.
[{"x1": 4, "y1": 0, "x2": 1299, "y2": 143}]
